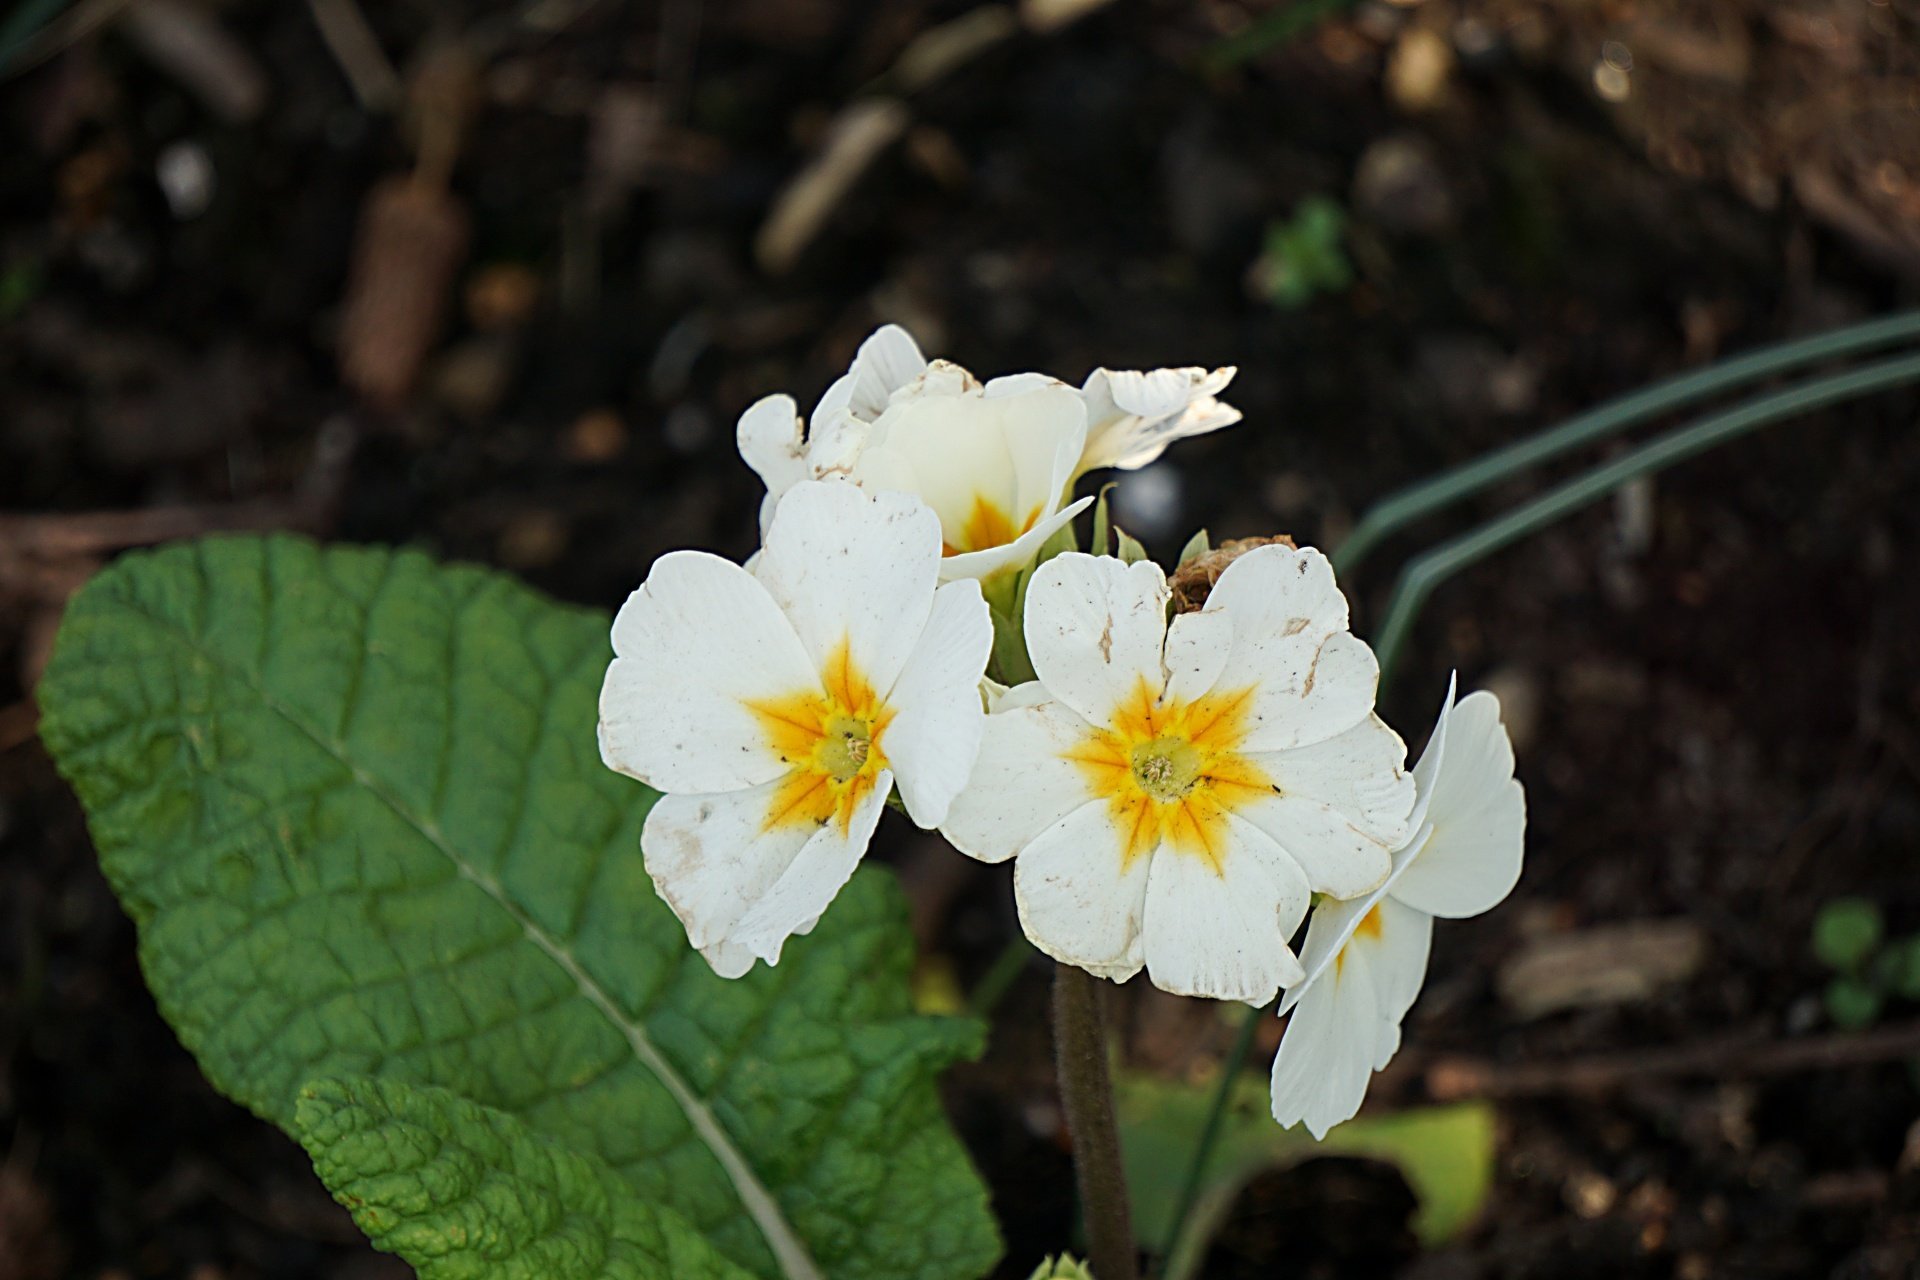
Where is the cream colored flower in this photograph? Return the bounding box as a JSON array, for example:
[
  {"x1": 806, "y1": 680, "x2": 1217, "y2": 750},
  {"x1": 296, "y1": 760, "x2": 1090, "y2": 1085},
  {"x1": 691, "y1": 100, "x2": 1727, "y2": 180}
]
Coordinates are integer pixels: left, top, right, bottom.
[
  {"x1": 737, "y1": 326, "x2": 1240, "y2": 579},
  {"x1": 1269, "y1": 683, "x2": 1526, "y2": 1137},
  {"x1": 598, "y1": 480, "x2": 992, "y2": 976},
  {"x1": 941, "y1": 546, "x2": 1412, "y2": 1004}
]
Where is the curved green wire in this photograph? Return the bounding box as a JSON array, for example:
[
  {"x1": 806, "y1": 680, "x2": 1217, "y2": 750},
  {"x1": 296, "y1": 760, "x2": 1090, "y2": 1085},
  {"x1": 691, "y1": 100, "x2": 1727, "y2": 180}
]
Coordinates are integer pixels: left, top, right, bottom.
[
  {"x1": 1334, "y1": 311, "x2": 1920, "y2": 576},
  {"x1": 1371, "y1": 348, "x2": 1920, "y2": 682}
]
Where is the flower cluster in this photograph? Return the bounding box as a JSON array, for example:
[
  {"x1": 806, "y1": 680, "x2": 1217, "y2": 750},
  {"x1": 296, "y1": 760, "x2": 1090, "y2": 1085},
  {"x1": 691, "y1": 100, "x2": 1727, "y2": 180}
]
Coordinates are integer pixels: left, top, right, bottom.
[{"x1": 598, "y1": 326, "x2": 1525, "y2": 1135}]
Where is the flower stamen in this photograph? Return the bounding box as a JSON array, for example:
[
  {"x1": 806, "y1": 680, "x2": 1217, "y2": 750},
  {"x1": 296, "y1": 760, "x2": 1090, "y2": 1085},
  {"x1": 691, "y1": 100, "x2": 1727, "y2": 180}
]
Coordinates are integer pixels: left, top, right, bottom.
[{"x1": 748, "y1": 639, "x2": 895, "y2": 833}]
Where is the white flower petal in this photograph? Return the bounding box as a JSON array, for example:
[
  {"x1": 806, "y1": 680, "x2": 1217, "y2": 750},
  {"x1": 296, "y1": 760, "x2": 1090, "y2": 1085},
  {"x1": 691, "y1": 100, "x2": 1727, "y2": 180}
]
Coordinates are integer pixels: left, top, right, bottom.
[
  {"x1": 1006, "y1": 388, "x2": 1088, "y2": 527},
  {"x1": 942, "y1": 698, "x2": 1098, "y2": 863},
  {"x1": 1140, "y1": 817, "x2": 1310, "y2": 1004},
  {"x1": 1390, "y1": 690, "x2": 1526, "y2": 919},
  {"x1": 728, "y1": 770, "x2": 892, "y2": 967},
  {"x1": 1279, "y1": 824, "x2": 1432, "y2": 1015},
  {"x1": 1201, "y1": 545, "x2": 1377, "y2": 752},
  {"x1": 1013, "y1": 801, "x2": 1152, "y2": 981},
  {"x1": 737, "y1": 393, "x2": 807, "y2": 496},
  {"x1": 1367, "y1": 897, "x2": 1433, "y2": 1065},
  {"x1": 1233, "y1": 713, "x2": 1414, "y2": 898},
  {"x1": 938, "y1": 494, "x2": 1094, "y2": 582},
  {"x1": 1024, "y1": 554, "x2": 1171, "y2": 724},
  {"x1": 1232, "y1": 792, "x2": 1393, "y2": 901},
  {"x1": 752, "y1": 480, "x2": 941, "y2": 695},
  {"x1": 987, "y1": 677, "x2": 1054, "y2": 713},
  {"x1": 804, "y1": 409, "x2": 876, "y2": 482},
  {"x1": 1255, "y1": 713, "x2": 1414, "y2": 846},
  {"x1": 1269, "y1": 943, "x2": 1381, "y2": 1138},
  {"x1": 982, "y1": 370, "x2": 1065, "y2": 399},
  {"x1": 701, "y1": 939, "x2": 759, "y2": 979},
  {"x1": 1405, "y1": 673, "x2": 1458, "y2": 834},
  {"x1": 810, "y1": 324, "x2": 928, "y2": 431},
  {"x1": 856, "y1": 383, "x2": 1086, "y2": 563},
  {"x1": 1160, "y1": 606, "x2": 1233, "y2": 706},
  {"x1": 1078, "y1": 365, "x2": 1240, "y2": 472},
  {"x1": 883, "y1": 579, "x2": 993, "y2": 828},
  {"x1": 641, "y1": 780, "x2": 819, "y2": 960},
  {"x1": 600, "y1": 551, "x2": 818, "y2": 794}
]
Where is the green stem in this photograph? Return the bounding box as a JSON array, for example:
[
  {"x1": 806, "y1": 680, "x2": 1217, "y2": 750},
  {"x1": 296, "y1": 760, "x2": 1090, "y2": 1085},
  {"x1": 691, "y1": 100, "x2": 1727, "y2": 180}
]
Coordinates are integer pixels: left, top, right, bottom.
[
  {"x1": 968, "y1": 935, "x2": 1032, "y2": 1016},
  {"x1": 1370, "y1": 349, "x2": 1920, "y2": 684},
  {"x1": 1053, "y1": 963, "x2": 1139, "y2": 1280},
  {"x1": 1334, "y1": 312, "x2": 1920, "y2": 576},
  {"x1": 1158, "y1": 1001, "x2": 1265, "y2": 1264}
]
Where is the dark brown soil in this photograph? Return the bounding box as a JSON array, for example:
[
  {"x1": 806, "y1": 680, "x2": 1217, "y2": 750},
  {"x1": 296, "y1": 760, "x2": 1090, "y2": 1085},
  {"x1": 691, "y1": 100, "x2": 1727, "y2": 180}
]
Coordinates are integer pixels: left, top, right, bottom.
[{"x1": 5, "y1": 2, "x2": 1920, "y2": 1277}]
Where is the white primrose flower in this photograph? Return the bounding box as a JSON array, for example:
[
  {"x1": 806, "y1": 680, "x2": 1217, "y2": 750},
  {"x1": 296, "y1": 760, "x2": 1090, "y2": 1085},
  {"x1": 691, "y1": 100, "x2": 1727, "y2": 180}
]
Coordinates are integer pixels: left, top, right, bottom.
[
  {"x1": 597, "y1": 479, "x2": 993, "y2": 978},
  {"x1": 1076, "y1": 364, "x2": 1241, "y2": 472},
  {"x1": 736, "y1": 325, "x2": 1240, "y2": 578},
  {"x1": 940, "y1": 546, "x2": 1415, "y2": 1004},
  {"x1": 1268, "y1": 683, "x2": 1527, "y2": 1138}
]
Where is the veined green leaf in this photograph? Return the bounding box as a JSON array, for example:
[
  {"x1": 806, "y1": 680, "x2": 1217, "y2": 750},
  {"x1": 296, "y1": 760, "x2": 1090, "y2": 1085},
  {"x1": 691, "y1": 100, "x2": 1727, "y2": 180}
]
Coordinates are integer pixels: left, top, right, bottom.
[
  {"x1": 38, "y1": 535, "x2": 1001, "y2": 1280},
  {"x1": 1119, "y1": 1070, "x2": 1493, "y2": 1279},
  {"x1": 296, "y1": 1076, "x2": 754, "y2": 1279}
]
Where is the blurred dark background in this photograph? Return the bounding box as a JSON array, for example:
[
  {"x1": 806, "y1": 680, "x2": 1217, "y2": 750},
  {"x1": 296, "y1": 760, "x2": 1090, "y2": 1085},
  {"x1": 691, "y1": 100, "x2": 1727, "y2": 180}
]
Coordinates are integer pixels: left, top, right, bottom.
[{"x1": 5, "y1": 1, "x2": 1920, "y2": 1276}]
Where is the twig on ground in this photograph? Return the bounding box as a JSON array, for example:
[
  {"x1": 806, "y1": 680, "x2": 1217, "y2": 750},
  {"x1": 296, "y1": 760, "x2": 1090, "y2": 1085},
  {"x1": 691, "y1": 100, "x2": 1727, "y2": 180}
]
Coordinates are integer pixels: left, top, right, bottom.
[
  {"x1": 0, "y1": 418, "x2": 356, "y2": 597},
  {"x1": 1426, "y1": 1020, "x2": 1920, "y2": 1101},
  {"x1": 306, "y1": 0, "x2": 402, "y2": 111}
]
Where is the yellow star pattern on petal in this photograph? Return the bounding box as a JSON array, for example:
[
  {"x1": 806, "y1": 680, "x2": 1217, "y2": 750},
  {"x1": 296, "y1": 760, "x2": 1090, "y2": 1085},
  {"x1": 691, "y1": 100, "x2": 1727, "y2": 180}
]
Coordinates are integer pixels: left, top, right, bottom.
[
  {"x1": 747, "y1": 638, "x2": 896, "y2": 834},
  {"x1": 1064, "y1": 677, "x2": 1273, "y2": 874}
]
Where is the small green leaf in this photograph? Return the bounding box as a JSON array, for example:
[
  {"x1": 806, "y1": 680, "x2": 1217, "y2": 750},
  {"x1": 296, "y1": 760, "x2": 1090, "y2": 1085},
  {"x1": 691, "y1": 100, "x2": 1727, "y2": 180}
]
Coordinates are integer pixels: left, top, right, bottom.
[
  {"x1": 1890, "y1": 937, "x2": 1920, "y2": 1001},
  {"x1": 1114, "y1": 528, "x2": 1150, "y2": 565},
  {"x1": 1253, "y1": 196, "x2": 1353, "y2": 310},
  {"x1": 1119, "y1": 1071, "x2": 1493, "y2": 1280},
  {"x1": 1024, "y1": 1256, "x2": 1095, "y2": 1280},
  {"x1": 1090, "y1": 486, "x2": 1115, "y2": 558},
  {"x1": 1826, "y1": 976, "x2": 1883, "y2": 1030},
  {"x1": 296, "y1": 1076, "x2": 754, "y2": 1280},
  {"x1": 1812, "y1": 898, "x2": 1883, "y2": 972},
  {"x1": 38, "y1": 535, "x2": 1001, "y2": 1280},
  {"x1": 1175, "y1": 530, "x2": 1211, "y2": 568}
]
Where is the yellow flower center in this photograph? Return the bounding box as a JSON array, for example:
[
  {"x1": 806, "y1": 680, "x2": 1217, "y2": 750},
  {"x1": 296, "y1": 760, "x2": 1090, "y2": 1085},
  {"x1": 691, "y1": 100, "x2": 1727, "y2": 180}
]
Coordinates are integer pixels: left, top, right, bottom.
[
  {"x1": 1064, "y1": 678, "x2": 1272, "y2": 874},
  {"x1": 942, "y1": 494, "x2": 1042, "y2": 557},
  {"x1": 747, "y1": 639, "x2": 894, "y2": 833}
]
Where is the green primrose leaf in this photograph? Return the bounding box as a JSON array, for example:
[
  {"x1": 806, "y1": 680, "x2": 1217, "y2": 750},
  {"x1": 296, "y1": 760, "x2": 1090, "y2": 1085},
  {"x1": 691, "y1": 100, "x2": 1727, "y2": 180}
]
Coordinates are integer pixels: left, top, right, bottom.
[
  {"x1": 1119, "y1": 1071, "x2": 1493, "y2": 1280},
  {"x1": 1812, "y1": 897, "x2": 1883, "y2": 972},
  {"x1": 1023, "y1": 1256, "x2": 1094, "y2": 1280},
  {"x1": 1825, "y1": 976, "x2": 1883, "y2": 1030},
  {"x1": 295, "y1": 1076, "x2": 754, "y2": 1280},
  {"x1": 1175, "y1": 530, "x2": 1211, "y2": 568},
  {"x1": 37, "y1": 535, "x2": 1000, "y2": 1280}
]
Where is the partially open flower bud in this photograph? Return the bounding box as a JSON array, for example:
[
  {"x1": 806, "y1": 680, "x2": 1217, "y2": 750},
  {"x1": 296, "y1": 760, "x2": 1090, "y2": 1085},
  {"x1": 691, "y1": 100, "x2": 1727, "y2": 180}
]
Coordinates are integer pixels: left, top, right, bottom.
[{"x1": 1169, "y1": 534, "x2": 1296, "y2": 613}]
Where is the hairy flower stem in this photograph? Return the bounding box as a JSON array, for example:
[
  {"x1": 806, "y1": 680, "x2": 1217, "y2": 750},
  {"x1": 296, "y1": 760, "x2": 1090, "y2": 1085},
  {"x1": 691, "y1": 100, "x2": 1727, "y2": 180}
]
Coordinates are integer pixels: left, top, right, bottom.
[{"x1": 1052, "y1": 963, "x2": 1139, "y2": 1280}]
